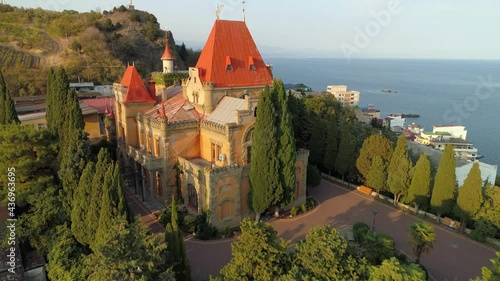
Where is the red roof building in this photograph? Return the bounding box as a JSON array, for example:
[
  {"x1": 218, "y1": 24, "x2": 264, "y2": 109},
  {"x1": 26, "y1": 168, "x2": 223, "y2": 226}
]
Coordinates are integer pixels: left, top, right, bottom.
[
  {"x1": 120, "y1": 66, "x2": 157, "y2": 103},
  {"x1": 195, "y1": 20, "x2": 273, "y2": 88}
]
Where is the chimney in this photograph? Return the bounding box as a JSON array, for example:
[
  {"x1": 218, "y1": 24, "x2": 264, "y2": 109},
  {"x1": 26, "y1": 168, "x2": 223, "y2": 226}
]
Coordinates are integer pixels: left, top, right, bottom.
[
  {"x1": 162, "y1": 88, "x2": 168, "y2": 102},
  {"x1": 148, "y1": 78, "x2": 156, "y2": 100}
]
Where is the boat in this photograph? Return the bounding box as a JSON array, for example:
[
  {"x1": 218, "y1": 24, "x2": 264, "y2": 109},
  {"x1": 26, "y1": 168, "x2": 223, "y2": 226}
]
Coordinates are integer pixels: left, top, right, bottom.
[
  {"x1": 381, "y1": 89, "x2": 398, "y2": 93},
  {"x1": 476, "y1": 153, "x2": 484, "y2": 159},
  {"x1": 401, "y1": 114, "x2": 420, "y2": 118}
]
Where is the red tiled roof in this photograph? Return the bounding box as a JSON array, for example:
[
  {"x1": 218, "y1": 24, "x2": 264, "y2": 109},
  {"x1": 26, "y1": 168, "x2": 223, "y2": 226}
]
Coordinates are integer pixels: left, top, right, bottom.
[
  {"x1": 143, "y1": 92, "x2": 200, "y2": 123},
  {"x1": 195, "y1": 20, "x2": 273, "y2": 88},
  {"x1": 161, "y1": 44, "x2": 175, "y2": 60},
  {"x1": 120, "y1": 66, "x2": 156, "y2": 103},
  {"x1": 82, "y1": 98, "x2": 114, "y2": 115}
]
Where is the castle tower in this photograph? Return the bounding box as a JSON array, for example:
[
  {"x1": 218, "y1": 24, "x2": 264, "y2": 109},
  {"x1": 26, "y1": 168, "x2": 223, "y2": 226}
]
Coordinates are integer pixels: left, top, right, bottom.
[
  {"x1": 161, "y1": 44, "x2": 175, "y2": 74},
  {"x1": 113, "y1": 66, "x2": 157, "y2": 148}
]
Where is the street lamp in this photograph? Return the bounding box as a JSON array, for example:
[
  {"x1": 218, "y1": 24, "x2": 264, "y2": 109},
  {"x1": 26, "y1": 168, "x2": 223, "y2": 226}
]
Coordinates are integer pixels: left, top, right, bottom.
[{"x1": 372, "y1": 209, "x2": 378, "y2": 231}]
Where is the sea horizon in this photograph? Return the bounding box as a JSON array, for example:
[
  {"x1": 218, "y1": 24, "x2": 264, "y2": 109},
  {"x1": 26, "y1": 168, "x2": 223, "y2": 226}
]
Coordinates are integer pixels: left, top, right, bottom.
[{"x1": 269, "y1": 57, "x2": 500, "y2": 169}]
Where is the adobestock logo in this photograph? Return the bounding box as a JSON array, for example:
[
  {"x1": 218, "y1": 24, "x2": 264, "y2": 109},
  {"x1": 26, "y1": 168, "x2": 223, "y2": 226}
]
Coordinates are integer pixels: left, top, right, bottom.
[
  {"x1": 340, "y1": 0, "x2": 405, "y2": 62},
  {"x1": 442, "y1": 74, "x2": 499, "y2": 124}
]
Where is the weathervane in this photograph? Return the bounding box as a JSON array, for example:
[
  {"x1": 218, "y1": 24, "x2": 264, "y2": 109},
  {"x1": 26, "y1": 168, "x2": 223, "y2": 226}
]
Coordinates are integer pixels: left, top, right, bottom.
[
  {"x1": 216, "y1": 4, "x2": 224, "y2": 19},
  {"x1": 242, "y1": 1, "x2": 246, "y2": 22}
]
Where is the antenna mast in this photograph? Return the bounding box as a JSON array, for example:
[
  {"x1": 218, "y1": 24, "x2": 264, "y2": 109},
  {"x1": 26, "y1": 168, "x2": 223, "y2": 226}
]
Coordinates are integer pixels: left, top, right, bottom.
[{"x1": 243, "y1": 1, "x2": 246, "y2": 22}]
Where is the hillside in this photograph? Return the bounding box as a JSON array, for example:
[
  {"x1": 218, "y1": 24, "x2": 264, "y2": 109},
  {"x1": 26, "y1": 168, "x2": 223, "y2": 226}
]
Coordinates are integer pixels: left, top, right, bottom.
[{"x1": 0, "y1": 4, "x2": 200, "y2": 96}]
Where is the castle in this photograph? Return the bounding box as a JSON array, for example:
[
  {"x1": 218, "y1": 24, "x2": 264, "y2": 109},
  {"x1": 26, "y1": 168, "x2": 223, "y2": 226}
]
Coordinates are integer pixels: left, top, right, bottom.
[{"x1": 113, "y1": 19, "x2": 309, "y2": 229}]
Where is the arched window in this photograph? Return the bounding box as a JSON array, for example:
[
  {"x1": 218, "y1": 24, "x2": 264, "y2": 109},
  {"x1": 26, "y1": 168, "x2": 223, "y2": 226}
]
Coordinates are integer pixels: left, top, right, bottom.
[
  {"x1": 246, "y1": 146, "x2": 252, "y2": 164},
  {"x1": 188, "y1": 184, "x2": 198, "y2": 211},
  {"x1": 254, "y1": 107, "x2": 257, "y2": 117}
]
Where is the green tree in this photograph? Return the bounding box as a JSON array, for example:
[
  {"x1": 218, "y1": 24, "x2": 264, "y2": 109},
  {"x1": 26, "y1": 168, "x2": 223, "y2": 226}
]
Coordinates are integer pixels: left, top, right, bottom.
[
  {"x1": 0, "y1": 70, "x2": 20, "y2": 124},
  {"x1": 71, "y1": 161, "x2": 95, "y2": 246},
  {"x1": 95, "y1": 163, "x2": 120, "y2": 246},
  {"x1": 361, "y1": 231, "x2": 395, "y2": 266},
  {"x1": 356, "y1": 134, "x2": 393, "y2": 182},
  {"x1": 46, "y1": 68, "x2": 70, "y2": 136},
  {"x1": 387, "y1": 134, "x2": 413, "y2": 205},
  {"x1": 216, "y1": 219, "x2": 290, "y2": 281},
  {"x1": 369, "y1": 257, "x2": 426, "y2": 281},
  {"x1": 17, "y1": 187, "x2": 66, "y2": 256},
  {"x1": 84, "y1": 218, "x2": 175, "y2": 281},
  {"x1": 165, "y1": 196, "x2": 191, "y2": 281},
  {"x1": 323, "y1": 116, "x2": 338, "y2": 175},
  {"x1": 408, "y1": 222, "x2": 435, "y2": 264},
  {"x1": 473, "y1": 252, "x2": 500, "y2": 281},
  {"x1": 275, "y1": 80, "x2": 296, "y2": 212},
  {"x1": 406, "y1": 154, "x2": 431, "y2": 213},
  {"x1": 58, "y1": 89, "x2": 90, "y2": 216},
  {"x1": 0, "y1": 124, "x2": 58, "y2": 206},
  {"x1": 307, "y1": 117, "x2": 327, "y2": 166},
  {"x1": 250, "y1": 85, "x2": 279, "y2": 221},
  {"x1": 455, "y1": 162, "x2": 484, "y2": 229},
  {"x1": 476, "y1": 185, "x2": 500, "y2": 229},
  {"x1": 86, "y1": 149, "x2": 112, "y2": 244},
  {"x1": 335, "y1": 120, "x2": 356, "y2": 181},
  {"x1": 431, "y1": 145, "x2": 457, "y2": 219},
  {"x1": 366, "y1": 156, "x2": 386, "y2": 193},
  {"x1": 46, "y1": 224, "x2": 87, "y2": 281},
  {"x1": 287, "y1": 225, "x2": 368, "y2": 280}
]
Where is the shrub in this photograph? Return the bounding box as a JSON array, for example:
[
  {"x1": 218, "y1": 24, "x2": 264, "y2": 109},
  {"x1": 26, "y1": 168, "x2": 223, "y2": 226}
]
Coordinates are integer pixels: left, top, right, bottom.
[
  {"x1": 363, "y1": 232, "x2": 395, "y2": 265},
  {"x1": 300, "y1": 204, "x2": 307, "y2": 213},
  {"x1": 183, "y1": 215, "x2": 196, "y2": 227},
  {"x1": 307, "y1": 164, "x2": 321, "y2": 187},
  {"x1": 194, "y1": 211, "x2": 217, "y2": 240},
  {"x1": 353, "y1": 222, "x2": 371, "y2": 242},
  {"x1": 223, "y1": 227, "x2": 232, "y2": 238},
  {"x1": 290, "y1": 207, "x2": 298, "y2": 217},
  {"x1": 307, "y1": 197, "x2": 315, "y2": 209},
  {"x1": 470, "y1": 219, "x2": 497, "y2": 242}
]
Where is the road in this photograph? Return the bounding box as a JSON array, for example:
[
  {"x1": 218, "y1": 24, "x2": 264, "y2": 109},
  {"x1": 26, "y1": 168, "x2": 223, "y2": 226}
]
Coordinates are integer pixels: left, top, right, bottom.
[{"x1": 126, "y1": 181, "x2": 497, "y2": 281}]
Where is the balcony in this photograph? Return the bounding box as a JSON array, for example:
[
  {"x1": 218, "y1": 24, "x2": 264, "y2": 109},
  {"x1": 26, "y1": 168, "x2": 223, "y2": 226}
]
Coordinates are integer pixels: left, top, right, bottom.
[{"x1": 126, "y1": 145, "x2": 164, "y2": 171}]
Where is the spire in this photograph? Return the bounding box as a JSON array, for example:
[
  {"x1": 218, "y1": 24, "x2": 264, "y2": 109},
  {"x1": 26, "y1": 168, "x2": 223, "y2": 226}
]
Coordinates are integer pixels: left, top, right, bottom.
[
  {"x1": 159, "y1": 103, "x2": 166, "y2": 119},
  {"x1": 161, "y1": 43, "x2": 175, "y2": 60},
  {"x1": 243, "y1": 0, "x2": 246, "y2": 22}
]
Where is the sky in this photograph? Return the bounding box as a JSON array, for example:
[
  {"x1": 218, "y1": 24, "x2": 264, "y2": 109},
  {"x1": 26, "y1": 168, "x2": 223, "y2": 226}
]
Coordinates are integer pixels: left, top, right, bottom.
[{"x1": 11, "y1": 0, "x2": 500, "y2": 60}]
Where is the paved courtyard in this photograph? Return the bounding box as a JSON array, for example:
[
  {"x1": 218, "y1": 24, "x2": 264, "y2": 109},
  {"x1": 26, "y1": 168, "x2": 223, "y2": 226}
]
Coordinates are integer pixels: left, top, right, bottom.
[{"x1": 126, "y1": 181, "x2": 497, "y2": 281}]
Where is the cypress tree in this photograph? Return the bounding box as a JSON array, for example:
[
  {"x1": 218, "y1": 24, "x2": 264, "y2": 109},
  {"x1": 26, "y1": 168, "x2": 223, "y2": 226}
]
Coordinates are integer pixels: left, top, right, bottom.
[
  {"x1": 456, "y1": 162, "x2": 484, "y2": 227},
  {"x1": 113, "y1": 164, "x2": 129, "y2": 220},
  {"x1": 86, "y1": 149, "x2": 112, "y2": 242},
  {"x1": 335, "y1": 121, "x2": 355, "y2": 181},
  {"x1": 387, "y1": 134, "x2": 413, "y2": 205},
  {"x1": 71, "y1": 161, "x2": 95, "y2": 246},
  {"x1": 275, "y1": 80, "x2": 296, "y2": 212},
  {"x1": 356, "y1": 134, "x2": 393, "y2": 182},
  {"x1": 95, "y1": 163, "x2": 117, "y2": 247},
  {"x1": 307, "y1": 117, "x2": 327, "y2": 167},
  {"x1": 431, "y1": 145, "x2": 457, "y2": 220},
  {"x1": 250, "y1": 85, "x2": 279, "y2": 221},
  {"x1": 366, "y1": 156, "x2": 386, "y2": 193},
  {"x1": 0, "y1": 70, "x2": 20, "y2": 124},
  {"x1": 165, "y1": 196, "x2": 191, "y2": 280},
  {"x1": 46, "y1": 68, "x2": 56, "y2": 132},
  {"x1": 323, "y1": 116, "x2": 338, "y2": 175},
  {"x1": 59, "y1": 89, "x2": 89, "y2": 216},
  {"x1": 406, "y1": 154, "x2": 431, "y2": 213}
]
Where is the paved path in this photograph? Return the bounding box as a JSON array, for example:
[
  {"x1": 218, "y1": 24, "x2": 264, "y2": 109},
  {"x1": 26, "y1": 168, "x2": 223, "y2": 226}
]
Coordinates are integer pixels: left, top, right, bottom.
[{"x1": 127, "y1": 182, "x2": 497, "y2": 281}]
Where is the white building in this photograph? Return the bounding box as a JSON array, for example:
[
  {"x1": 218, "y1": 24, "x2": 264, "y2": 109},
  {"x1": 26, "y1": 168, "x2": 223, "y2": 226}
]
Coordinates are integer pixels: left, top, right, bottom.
[
  {"x1": 433, "y1": 125, "x2": 467, "y2": 140},
  {"x1": 385, "y1": 114, "x2": 406, "y2": 133},
  {"x1": 326, "y1": 85, "x2": 360, "y2": 107},
  {"x1": 415, "y1": 125, "x2": 478, "y2": 161}
]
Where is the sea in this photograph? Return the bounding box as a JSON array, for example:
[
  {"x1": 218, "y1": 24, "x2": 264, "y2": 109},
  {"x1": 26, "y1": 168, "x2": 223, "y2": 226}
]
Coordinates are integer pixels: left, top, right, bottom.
[{"x1": 268, "y1": 58, "x2": 500, "y2": 168}]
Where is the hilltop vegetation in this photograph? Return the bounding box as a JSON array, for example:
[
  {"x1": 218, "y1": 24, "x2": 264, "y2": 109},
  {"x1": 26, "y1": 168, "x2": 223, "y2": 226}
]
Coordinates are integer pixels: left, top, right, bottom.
[{"x1": 0, "y1": 4, "x2": 200, "y2": 96}]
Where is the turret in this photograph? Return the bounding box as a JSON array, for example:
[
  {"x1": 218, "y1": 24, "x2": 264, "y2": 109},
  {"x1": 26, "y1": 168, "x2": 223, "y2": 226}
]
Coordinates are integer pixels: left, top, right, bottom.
[{"x1": 161, "y1": 44, "x2": 175, "y2": 74}]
